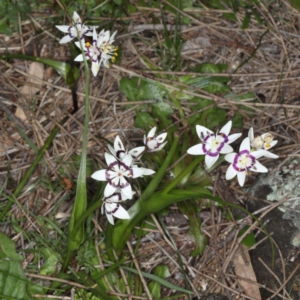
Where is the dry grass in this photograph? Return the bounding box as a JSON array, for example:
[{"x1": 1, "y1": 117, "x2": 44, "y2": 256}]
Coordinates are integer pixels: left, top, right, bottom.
[{"x1": 1, "y1": 1, "x2": 300, "y2": 299}]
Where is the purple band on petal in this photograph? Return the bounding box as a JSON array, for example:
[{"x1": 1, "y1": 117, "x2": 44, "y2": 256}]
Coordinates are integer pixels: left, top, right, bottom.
[
  {"x1": 218, "y1": 132, "x2": 229, "y2": 143},
  {"x1": 105, "y1": 202, "x2": 119, "y2": 214},
  {"x1": 120, "y1": 162, "x2": 133, "y2": 177},
  {"x1": 232, "y1": 150, "x2": 256, "y2": 172},
  {"x1": 203, "y1": 133, "x2": 214, "y2": 142},
  {"x1": 108, "y1": 179, "x2": 118, "y2": 188},
  {"x1": 119, "y1": 181, "x2": 129, "y2": 189},
  {"x1": 240, "y1": 149, "x2": 249, "y2": 155},
  {"x1": 202, "y1": 140, "x2": 225, "y2": 157},
  {"x1": 68, "y1": 26, "x2": 75, "y2": 38},
  {"x1": 108, "y1": 161, "x2": 118, "y2": 169},
  {"x1": 103, "y1": 192, "x2": 122, "y2": 202},
  {"x1": 116, "y1": 150, "x2": 125, "y2": 159}
]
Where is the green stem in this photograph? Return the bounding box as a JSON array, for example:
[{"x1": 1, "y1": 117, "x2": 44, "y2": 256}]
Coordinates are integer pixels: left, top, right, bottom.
[
  {"x1": 62, "y1": 26, "x2": 91, "y2": 272},
  {"x1": 0, "y1": 116, "x2": 68, "y2": 220},
  {"x1": 162, "y1": 155, "x2": 203, "y2": 194}
]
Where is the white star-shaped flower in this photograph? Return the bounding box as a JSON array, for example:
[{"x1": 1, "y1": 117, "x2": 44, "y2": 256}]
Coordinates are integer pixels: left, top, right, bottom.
[
  {"x1": 108, "y1": 135, "x2": 145, "y2": 161},
  {"x1": 225, "y1": 137, "x2": 276, "y2": 187},
  {"x1": 102, "y1": 191, "x2": 131, "y2": 225},
  {"x1": 91, "y1": 153, "x2": 154, "y2": 198},
  {"x1": 144, "y1": 127, "x2": 167, "y2": 152},
  {"x1": 187, "y1": 121, "x2": 242, "y2": 168},
  {"x1": 248, "y1": 127, "x2": 278, "y2": 157},
  {"x1": 74, "y1": 28, "x2": 118, "y2": 76},
  {"x1": 56, "y1": 11, "x2": 98, "y2": 44}
]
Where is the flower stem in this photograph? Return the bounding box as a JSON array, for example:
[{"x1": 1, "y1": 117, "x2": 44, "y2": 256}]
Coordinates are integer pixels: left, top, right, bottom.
[{"x1": 162, "y1": 155, "x2": 203, "y2": 194}]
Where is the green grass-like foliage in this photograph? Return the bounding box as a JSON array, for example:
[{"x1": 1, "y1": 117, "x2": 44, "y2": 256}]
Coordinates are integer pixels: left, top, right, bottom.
[{"x1": 0, "y1": 232, "x2": 29, "y2": 299}]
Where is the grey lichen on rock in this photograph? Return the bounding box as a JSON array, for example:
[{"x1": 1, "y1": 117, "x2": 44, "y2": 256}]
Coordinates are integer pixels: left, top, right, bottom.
[{"x1": 250, "y1": 159, "x2": 300, "y2": 247}]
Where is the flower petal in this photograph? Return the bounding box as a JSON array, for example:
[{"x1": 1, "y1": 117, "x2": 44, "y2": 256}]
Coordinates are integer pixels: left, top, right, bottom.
[
  {"x1": 131, "y1": 167, "x2": 146, "y2": 178},
  {"x1": 91, "y1": 169, "x2": 107, "y2": 181},
  {"x1": 224, "y1": 153, "x2": 236, "y2": 163},
  {"x1": 219, "y1": 144, "x2": 233, "y2": 154},
  {"x1": 129, "y1": 146, "x2": 145, "y2": 159},
  {"x1": 72, "y1": 11, "x2": 82, "y2": 23},
  {"x1": 226, "y1": 164, "x2": 237, "y2": 180},
  {"x1": 114, "y1": 135, "x2": 125, "y2": 151},
  {"x1": 122, "y1": 154, "x2": 133, "y2": 168},
  {"x1": 104, "y1": 182, "x2": 117, "y2": 197},
  {"x1": 105, "y1": 211, "x2": 114, "y2": 225},
  {"x1": 140, "y1": 167, "x2": 155, "y2": 176},
  {"x1": 110, "y1": 30, "x2": 118, "y2": 42},
  {"x1": 156, "y1": 132, "x2": 167, "y2": 143},
  {"x1": 91, "y1": 61, "x2": 100, "y2": 77},
  {"x1": 220, "y1": 120, "x2": 232, "y2": 136},
  {"x1": 187, "y1": 144, "x2": 205, "y2": 155},
  {"x1": 196, "y1": 125, "x2": 213, "y2": 141},
  {"x1": 251, "y1": 161, "x2": 268, "y2": 173},
  {"x1": 55, "y1": 25, "x2": 70, "y2": 33},
  {"x1": 248, "y1": 127, "x2": 254, "y2": 141},
  {"x1": 59, "y1": 35, "x2": 74, "y2": 44},
  {"x1": 74, "y1": 54, "x2": 84, "y2": 61},
  {"x1": 205, "y1": 154, "x2": 219, "y2": 168},
  {"x1": 147, "y1": 127, "x2": 157, "y2": 138},
  {"x1": 107, "y1": 144, "x2": 116, "y2": 157},
  {"x1": 119, "y1": 178, "x2": 133, "y2": 199},
  {"x1": 105, "y1": 152, "x2": 117, "y2": 167},
  {"x1": 228, "y1": 133, "x2": 242, "y2": 144},
  {"x1": 239, "y1": 137, "x2": 250, "y2": 152},
  {"x1": 113, "y1": 205, "x2": 130, "y2": 220},
  {"x1": 237, "y1": 172, "x2": 246, "y2": 187}
]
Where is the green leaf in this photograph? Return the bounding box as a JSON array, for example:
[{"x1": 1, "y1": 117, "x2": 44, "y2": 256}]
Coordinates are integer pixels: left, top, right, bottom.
[
  {"x1": 178, "y1": 200, "x2": 208, "y2": 256},
  {"x1": 206, "y1": 108, "x2": 227, "y2": 128},
  {"x1": 194, "y1": 63, "x2": 222, "y2": 73},
  {"x1": 120, "y1": 77, "x2": 166, "y2": 102},
  {"x1": 120, "y1": 77, "x2": 139, "y2": 101},
  {"x1": 134, "y1": 112, "x2": 156, "y2": 130},
  {"x1": 251, "y1": 7, "x2": 262, "y2": 25},
  {"x1": 0, "y1": 54, "x2": 79, "y2": 87},
  {"x1": 0, "y1": 232, "x2": 29, "y2": 299},
  {"x1": 242, "y1": 10, "x2": 251, "y2": 29},
  {"x1": 120, "y1": 265, "x2": 192, "y2": 294},
  {"x1": 148, "y1": 265, "x2": 170, "y2": 297},
  {"x1": 152, "y1": 102, "x2": 174, "y2": 118},
  {"x1": 238, "y1": 226, "x2": 256, "y2": 247},
  {"x1": 0, "y1": 16, "x2": 8, "y2": 33},
  {"x1": 186, "y1": 76, "x2": 230, "y2": 94},
  {"x1": 40, "y1": 248, "x2": 62, "y2": 275},
  {"x1": 289, "y1": 0, "x2": 300, "y2": 10}
]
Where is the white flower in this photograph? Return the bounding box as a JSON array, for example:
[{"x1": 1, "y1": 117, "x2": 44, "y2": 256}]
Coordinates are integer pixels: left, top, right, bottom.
[
  {"x1": 74, "y1": 28, "x2": 118, "y2": 76},
  {"x1": 102, "y1": 191, "x2": 130, "y2": 225},
  {"x1": 144, "y1": 127, "x2": 167, "y2": 152},
  {"x1": 187, "y1": 121, "x2": 242, "y2": 168},
  {"x1": 56, "y1": 11, "x2": 98, "y2": 44},
  {"x1": 248, "y1": 127, "x2": 278, "y2": 152},
  {"x1": 225, "y1": 137, "x2": 274, "y2": 187},
  {"x1": 91, "y1": 153, "x2": 155, "y2": 198},
  {"x1": 97, "y1": 29, "x2": 118, "y2": 68},
  {"x1": 108, "y1": 135, "x2": 145, "y2": 161}
]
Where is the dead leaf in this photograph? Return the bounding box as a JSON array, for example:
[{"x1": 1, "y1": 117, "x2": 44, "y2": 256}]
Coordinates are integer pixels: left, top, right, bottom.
[
  {"x1": 17, "y1": 62, "x2": 44, "y2": 122},
  {"x1": 233, "y1": 245, "x2": 261, "y2": 300}
]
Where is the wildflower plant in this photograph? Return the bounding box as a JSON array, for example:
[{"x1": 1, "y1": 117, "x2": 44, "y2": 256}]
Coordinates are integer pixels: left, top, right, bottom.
[
  {"x1": 1, "y1": 8, "x2": 282, "y2": 300},
  {"x1": 56, "y1": 11, "x2": 118, "y2": 77}
]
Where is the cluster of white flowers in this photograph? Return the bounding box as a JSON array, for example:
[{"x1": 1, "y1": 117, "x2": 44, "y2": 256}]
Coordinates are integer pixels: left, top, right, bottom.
[
  {"x1": 187, "y1": 121, "x2": 278, "y2": 187},
  {"x1": 56, "y1": 11, "x2": 118, "y2": 76},
  {"x1": 91, "y1": 127, "x2": 167, "y2": 224}
]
